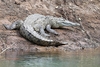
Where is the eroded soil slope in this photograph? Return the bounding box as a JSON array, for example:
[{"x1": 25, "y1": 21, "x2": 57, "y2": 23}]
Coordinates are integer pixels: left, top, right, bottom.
[{"x1": 0, "y1": 0, "x2": 100, "y2": 54}]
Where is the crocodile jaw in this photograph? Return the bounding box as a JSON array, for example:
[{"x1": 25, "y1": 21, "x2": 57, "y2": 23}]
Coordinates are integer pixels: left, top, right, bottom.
[{"x1": 57, "y1": 20, "x2": 80, "y2": 27}]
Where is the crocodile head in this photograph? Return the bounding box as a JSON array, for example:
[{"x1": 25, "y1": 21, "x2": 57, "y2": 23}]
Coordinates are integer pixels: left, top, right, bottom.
[{"x1": 56, "y1": 18, "x2": 80, "y2": 27}]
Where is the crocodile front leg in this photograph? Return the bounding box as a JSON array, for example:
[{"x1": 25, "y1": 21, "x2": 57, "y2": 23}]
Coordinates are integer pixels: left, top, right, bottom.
[
  {"x1": 46, "y1": 24, "x2": 58, "y2": 35},
  {"x1": 39, "y1": 26, "x2": 50, "y2": 37}
]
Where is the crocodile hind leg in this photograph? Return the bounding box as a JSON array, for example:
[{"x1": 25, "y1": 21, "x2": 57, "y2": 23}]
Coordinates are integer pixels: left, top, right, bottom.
[
  {"x1": 3, "y1": 20, "x2": 23, "y2": 30},
  {"x1": 3, "y1": 24, "x2": 12, "y2": 30},
  {"x1": 39, "y1": 27, "x2": 50, "y2": 37},
  {"x1": 46, "y1": 25, "x2": 58, "y2": 35}
]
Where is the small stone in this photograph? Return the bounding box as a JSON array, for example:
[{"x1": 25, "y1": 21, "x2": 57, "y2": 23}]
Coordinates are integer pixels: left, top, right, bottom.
[
  {"x1": 55, "y1": 6, "x2": 59, "y2": 8},
  {"x1": 15, "y1": 0, "x2": 21, "y2": 5}
]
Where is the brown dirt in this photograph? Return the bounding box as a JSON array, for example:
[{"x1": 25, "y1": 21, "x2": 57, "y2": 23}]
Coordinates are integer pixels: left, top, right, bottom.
[{"x1": 0, "y1": 0, "x2": 100, "y2": 55}]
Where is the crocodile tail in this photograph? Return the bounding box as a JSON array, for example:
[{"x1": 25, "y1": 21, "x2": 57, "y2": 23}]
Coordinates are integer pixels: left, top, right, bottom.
[
  {"x1": 54, "y1": 41, "x2": 68, "y2": 46},
  {"x1": 20, "y1": 24, "x2": 67, "y2": 46},
  {"x1": 60, "y1": 41, "x2": 68, "y2": 45}
]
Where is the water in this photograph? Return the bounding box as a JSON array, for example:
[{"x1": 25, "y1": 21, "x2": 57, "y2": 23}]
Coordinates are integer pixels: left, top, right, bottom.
[{"x1": 0, "y1": 48, "x2": 100, "y2": 67}]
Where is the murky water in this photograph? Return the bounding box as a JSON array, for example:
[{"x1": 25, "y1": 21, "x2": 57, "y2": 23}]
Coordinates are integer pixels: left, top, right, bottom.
[{"x1": 0, "y1": 48, "x2": 100, "y2": 67}]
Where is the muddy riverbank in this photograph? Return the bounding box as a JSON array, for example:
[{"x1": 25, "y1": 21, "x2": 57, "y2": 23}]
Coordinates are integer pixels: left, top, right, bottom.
[{"x1": 0, "y1": 0, "x2": 100, "y2": 54}]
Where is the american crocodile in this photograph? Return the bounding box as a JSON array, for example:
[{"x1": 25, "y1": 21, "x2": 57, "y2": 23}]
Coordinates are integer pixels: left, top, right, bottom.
[{"x1": 4, "y1": 14, "x2": 80, "y2": 46}]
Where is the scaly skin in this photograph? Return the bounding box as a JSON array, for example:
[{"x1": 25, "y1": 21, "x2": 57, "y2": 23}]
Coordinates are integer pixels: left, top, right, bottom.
[{"x1": 4, "y1": 14, "x2": 80, "y2": 46}]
